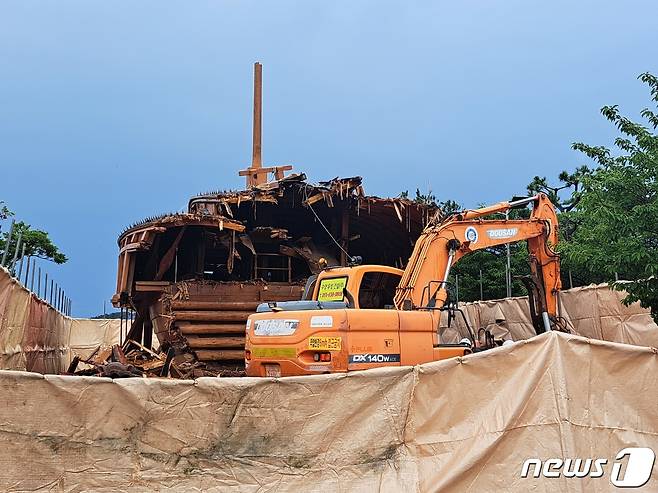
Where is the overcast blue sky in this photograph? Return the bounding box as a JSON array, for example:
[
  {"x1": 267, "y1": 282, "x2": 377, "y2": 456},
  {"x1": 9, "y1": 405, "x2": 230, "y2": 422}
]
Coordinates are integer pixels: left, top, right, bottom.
[{"x1": 1, "y1": 1, "x2": 657, "y2": 316}]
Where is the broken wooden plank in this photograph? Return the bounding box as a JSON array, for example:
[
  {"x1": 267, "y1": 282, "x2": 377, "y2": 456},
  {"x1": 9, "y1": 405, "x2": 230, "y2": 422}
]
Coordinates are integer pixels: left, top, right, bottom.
[
  {"x1": 67, "y1": 356, "x2": 80, "y2": 374},
  {"x1": 160, "y1": 347, "x2": 176, "y2": 377},
  {"x1": 155, "y1": 227, "x2": 187, "y2": 280},
  {"x1": 136, "y1": 359, "x2": 166, "y2": 371},
  {"x1": 112, "y1": 345, "x2": 128, "y2": 365},
  {"x1": 304, "y1": 193, "x2": 325, "y2": 206},
  {"x1": 93, "y1": 347, "x2": 113, "y2": 365},
  {"x1": 135, "y1": 281, "x2": 171, "y2": 292},
  {"x1": 123, "y1": 339, "x2": 161, "y2": 359}
]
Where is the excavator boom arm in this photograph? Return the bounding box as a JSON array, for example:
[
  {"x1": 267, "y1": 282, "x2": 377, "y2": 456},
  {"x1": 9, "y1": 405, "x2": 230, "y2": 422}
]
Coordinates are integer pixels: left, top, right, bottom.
[{"x1": 394, "y1": 194, "x2": 561, "y2": 331}]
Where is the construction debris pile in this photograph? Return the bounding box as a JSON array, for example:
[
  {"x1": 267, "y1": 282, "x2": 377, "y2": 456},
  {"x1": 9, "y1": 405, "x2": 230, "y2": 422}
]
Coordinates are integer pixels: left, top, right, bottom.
[
  {"x1": 67, "y1": 340, "x2": 169, "y2": 378},
  {"x1": 67, "y1": 337, "x2": 246, "y2": 379}
]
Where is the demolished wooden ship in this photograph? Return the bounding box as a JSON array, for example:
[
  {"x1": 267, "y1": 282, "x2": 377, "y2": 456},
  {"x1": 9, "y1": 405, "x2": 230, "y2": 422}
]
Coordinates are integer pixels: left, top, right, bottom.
[{"x1": 112, "y1": 63, "x2": 436, "y2": 376}]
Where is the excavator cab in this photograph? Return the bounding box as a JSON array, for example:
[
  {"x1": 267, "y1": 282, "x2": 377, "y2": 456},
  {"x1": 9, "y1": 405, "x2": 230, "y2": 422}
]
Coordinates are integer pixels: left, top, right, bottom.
[{"x1": 313, "y1": 265, "x2": 402, "y2": 308}]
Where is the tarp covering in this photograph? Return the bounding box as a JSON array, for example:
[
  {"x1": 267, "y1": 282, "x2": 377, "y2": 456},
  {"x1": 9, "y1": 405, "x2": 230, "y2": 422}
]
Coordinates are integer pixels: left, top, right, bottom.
[
  {"x1": 0, "y1": 267, "x2": 120, "y2": 372},
  {"x1": 441, "y1": 284, "x2": 658, "y2": 348},
  {"x1": 0, "y1": 331, "x2": 655, "y2": 491}
]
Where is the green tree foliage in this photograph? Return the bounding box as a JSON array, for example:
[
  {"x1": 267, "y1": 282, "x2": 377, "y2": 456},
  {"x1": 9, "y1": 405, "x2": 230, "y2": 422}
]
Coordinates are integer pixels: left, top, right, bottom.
[
  {"x1": 400, "y1": 188, "x2": 437, "y2": 206},
  {"x1": 0, "y1": 201, "x2": 11, "y2": 221},
  {"x1": 563, "y1": 72, "x2": 658, "y2": 321},
  {"x1": 0, "y1": 203, "x2": 68, "y2": 265},
  {"x1": 90, "y1": 312, "x2": 122, "y2": 319},
  {"x1": 526, "y1": 167, "x2": 589, "y2": 213},
  {"x1": 399, "y1": 188, "x2": 460, "y2": 216}
]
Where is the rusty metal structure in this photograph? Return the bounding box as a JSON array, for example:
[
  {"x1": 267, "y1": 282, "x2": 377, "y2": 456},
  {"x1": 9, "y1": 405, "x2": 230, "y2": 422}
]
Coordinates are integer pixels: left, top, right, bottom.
[{"x1": 112, "y1": 63, "x2": 436, "y2": 376}]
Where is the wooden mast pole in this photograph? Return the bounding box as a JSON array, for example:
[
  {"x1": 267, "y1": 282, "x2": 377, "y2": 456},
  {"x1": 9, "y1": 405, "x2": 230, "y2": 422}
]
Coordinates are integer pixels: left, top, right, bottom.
[
  {"x1": 239, "y1": 62, "x2": 292, "y2": 188},
  {"x1": 251, "y1": 62, "x2": 263, "y2": 173}
]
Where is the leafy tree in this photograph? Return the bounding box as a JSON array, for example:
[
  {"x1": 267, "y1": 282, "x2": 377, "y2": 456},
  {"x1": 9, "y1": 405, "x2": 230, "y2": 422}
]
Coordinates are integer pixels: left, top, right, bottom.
[
  {"x1": 0, "y1": 201, "x2": 11, "y2": 221},
  {"x1": 526, "y1": 167, "x2": 589, "y2": 213},
  {"x1": 0, "y1": 203, "x2": 67, "y2": 265},
  {"x1": 400, "y1": 188, "x2": 437, "y2": 206},
  {"x1": 437, "y1": 199, "x2": 461, "y2": 217},
  {"x1": 399, "y1": 189, "x2": 460, "y2": 217},
  {"x1": 90, "y1": 312, "x2": 122, "y2": 319},
  {"x1": 564, "y1": 73, "x2": 658, "y2": 321}
]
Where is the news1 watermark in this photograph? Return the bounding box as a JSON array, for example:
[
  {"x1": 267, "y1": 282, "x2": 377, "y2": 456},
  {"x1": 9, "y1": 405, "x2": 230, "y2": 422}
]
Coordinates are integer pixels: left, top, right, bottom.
[{"x1": 521, "y1": 448, "x2": 655, "y2": 487}]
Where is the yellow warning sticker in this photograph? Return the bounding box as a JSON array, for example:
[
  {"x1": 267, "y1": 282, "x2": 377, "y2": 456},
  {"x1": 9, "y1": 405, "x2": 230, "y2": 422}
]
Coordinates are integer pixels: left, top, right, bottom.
[
  {"x1": 251, "y1": 347, "x2": 297, "y2": 358},
  {"x1": 308, "y1": 336, "x2": 342, "y2": 351},
  {"x1": 317, "y1": 277, "x2": 348, "y2": 302}
]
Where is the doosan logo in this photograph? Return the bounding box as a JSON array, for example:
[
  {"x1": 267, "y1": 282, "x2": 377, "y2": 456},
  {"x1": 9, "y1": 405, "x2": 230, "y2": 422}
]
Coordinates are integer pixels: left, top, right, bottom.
[
  {"x1": 486, "y1": 227, "x2": 518, "y2": 239},
  {"x1": 521, "y1": 448, "x2": 655, "y2": 487}
]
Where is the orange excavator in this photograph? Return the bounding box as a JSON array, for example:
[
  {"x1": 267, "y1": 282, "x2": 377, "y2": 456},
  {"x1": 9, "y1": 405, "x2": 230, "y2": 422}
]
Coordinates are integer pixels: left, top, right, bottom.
[{"x1": 245, "y1": 193, "x2": 563, "y2": 377}]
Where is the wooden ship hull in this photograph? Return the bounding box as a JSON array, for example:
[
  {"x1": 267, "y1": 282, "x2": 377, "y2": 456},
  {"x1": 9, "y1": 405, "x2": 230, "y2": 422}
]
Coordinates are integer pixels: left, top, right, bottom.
[{"x1": 111, "y1": 64, "x2": 436, "y2": 376}]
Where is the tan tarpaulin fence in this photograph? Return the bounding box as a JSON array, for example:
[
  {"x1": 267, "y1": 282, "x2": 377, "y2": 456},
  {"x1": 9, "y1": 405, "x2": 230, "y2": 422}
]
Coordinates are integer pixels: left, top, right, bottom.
[
  {"x1": 0, "y1": 267, "x2": 120, "y2": 372},
  {"x1": 0, "y1": 332, "x2": 656, "y2": 492},
  {"x1": 440, "y1": 283, "x2": 658, "y2": 348}
]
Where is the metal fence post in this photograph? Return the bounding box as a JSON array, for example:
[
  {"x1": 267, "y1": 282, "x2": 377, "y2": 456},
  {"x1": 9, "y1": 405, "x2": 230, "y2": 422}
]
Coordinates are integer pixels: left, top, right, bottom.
[
  {"x1": 9, "y1": 231, "x2": 22, "y2": 275},
  {"x1": 24, "y1": 256, "x2": 31, "y2": 286},
  {"x1": 1, "y1": 219, "x2": 15, "y2": 267},
  {"x1": 17, "y1": 243, "x2": 26, "y2": 280}
]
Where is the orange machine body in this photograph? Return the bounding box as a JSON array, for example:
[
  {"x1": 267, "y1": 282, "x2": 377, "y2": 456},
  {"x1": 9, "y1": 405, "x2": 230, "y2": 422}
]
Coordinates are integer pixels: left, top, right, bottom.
[
  {"x1": 245, "y1": 194, "x2": 560, "y2": 377},
  {"x1": 245, "y1": 265, "x2": 468, "y2": 377}
]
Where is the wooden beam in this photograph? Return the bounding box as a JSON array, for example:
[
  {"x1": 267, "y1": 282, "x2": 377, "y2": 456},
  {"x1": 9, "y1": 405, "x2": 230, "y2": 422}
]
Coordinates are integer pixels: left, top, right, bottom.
[
  {"x1": 171, "y1": 301, "x2": 259, "y2": 311},
  {"x1": 155, "y1": 226, "x2": 186, "y2": 281},
  {"x1": 178, "y1": 323, "x2": 246, "y2": 335},
  {"x1": 194, "y1": 349, "x2": 244, "y2": 361},
  {"x1": 135, "y1": 281, "x2": 171, "y2": 292},
  {"x1": 173, "y1": 310, "x2": 253, "y2": 322},
  {"x1": 186, "y1": 336, "x2": 245, "y2": 349}
]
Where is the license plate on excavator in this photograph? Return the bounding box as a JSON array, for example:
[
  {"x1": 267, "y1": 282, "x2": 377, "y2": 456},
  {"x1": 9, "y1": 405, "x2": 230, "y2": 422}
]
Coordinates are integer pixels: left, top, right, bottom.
[{"x1": 265, "y1": 364, "x2": 281, "y2": 377}]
